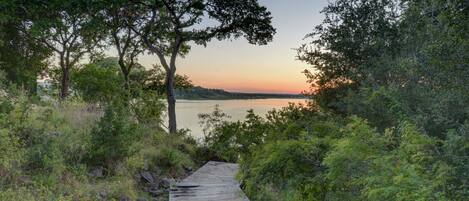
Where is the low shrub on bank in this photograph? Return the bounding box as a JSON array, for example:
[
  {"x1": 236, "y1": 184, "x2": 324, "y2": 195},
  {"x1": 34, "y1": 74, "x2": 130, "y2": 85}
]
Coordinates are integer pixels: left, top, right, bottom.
[
  {"x1": 201, "y1": 104, "x2": 469, "y2": 201},
  {"x1": 0, "y1": 90, "x2": 200, "y2": 200}
]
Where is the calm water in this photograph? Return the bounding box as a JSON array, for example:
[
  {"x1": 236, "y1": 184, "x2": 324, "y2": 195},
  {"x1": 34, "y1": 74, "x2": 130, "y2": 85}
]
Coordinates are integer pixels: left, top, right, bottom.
[{"x1": 166, "y1": 99, "x2": 308, "y2": 138}]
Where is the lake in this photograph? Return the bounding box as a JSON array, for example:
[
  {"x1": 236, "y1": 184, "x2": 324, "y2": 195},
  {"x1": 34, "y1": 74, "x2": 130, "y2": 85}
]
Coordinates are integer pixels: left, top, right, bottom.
[{"x1": 166, "y1": 98, "x2": 309, "y2": 138}]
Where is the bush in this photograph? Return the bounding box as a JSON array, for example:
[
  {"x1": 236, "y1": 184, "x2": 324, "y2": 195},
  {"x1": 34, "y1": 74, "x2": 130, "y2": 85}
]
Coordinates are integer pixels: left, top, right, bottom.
[
  {"x1": 131, "y1": 90, "x2": 166, "y2": 128},
  {"x1": 322, "y1": 118, "x2": 452, "y2": 201},
  {"x1": 124, "y1": 131, "x2": 196, "y2": 178},
  {"x1": 0, "y1": 127, "x2": 24, "y2": 186},
  {"x1": 88, "y1": 101, "x2": 140, "y2": 171},
  {"x1": 199, "y1": 104, "x2": 343, "y2": 200},
  {"x1": 199, "y1": 104, "x2": 335, "y2": 163},
  {"x1": 242, "y1": 140, "x2": 330, "y2": 201},
  {"x1": 72, "y1": 58, "x2": 124, "y2": 103}
]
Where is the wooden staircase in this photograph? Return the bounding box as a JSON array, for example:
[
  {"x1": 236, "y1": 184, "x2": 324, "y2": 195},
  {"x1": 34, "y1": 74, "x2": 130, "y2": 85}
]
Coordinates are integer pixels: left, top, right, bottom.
[{"x1": 169, "y1": 161, "x2": 249, "y2": 201}]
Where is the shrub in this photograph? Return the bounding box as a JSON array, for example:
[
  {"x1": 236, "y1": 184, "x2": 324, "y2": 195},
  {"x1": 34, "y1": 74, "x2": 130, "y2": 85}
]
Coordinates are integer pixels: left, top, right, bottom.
[
  {"x1": 242, "y1": 140, "x2": 330, "y2": 201},
  {"x1": 72, "y1": 60, "x2": 124, "y2": 103},
  {"x1": 0, "y1": 127, "x2": 24, "y2": 186},
  {"x1": 436, "y1": 122, "x2": 469, "y2": 200},
  {"x1": 124, "y1": 131, "x2": 195, "y2": 178},
  {"x1": 131, "y1": 90, "x2": 165, "y2": 128},
  {"x1": 324, "y1": 118, "x2": 450, "y2": 201},
  {"x1": 88, "y1": 101, "x2": 140, "y2": 171},
  {"x1": 323, "y1": 117, "x2": 386, "y2": 200}
]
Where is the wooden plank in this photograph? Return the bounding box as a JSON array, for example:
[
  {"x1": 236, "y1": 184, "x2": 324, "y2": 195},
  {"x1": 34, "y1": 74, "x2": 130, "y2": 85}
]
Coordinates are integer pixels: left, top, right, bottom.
[{"x1": 170, "y1": 161, "x2": 249, "y2": 201}]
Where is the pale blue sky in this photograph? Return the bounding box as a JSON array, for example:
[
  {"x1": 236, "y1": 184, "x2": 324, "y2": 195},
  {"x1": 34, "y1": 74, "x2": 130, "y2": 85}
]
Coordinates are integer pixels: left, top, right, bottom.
[{"x1": 137, "y1": 0, "x2": 329, "y2": 93}]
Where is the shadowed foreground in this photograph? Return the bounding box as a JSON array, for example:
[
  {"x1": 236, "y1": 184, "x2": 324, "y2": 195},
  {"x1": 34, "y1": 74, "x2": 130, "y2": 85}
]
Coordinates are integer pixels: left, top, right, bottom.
[{"x1": 170, "y1": 161, "x2": 249, "y2": 201}]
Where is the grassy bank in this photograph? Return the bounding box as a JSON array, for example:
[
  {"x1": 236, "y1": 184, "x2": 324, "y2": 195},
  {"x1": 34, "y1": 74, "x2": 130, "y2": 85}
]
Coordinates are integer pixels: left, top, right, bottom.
[{"x1": 0, "y1": 91, "x2": 204, "y2": 201}]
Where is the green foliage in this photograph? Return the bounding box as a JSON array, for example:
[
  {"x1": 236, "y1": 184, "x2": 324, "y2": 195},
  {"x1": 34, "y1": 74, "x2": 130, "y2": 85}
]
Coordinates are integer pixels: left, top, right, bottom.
[
  {"x1": 323, "y1": 117, "x2": 384, "y2": 200},
  {"x1": 441, "y1": 122, "x2": 469, "y2": 200},
  {"x1": 88, "y1": 101, "x2": 140, "y2": 170},
  {"x1": 199, "y1": 104, "x2": 343, "y2": 200},
  {"x1": 1, "y1": 0, "x2": 468, "y2": 200},
  {"x1": 298, "y1": 0, "x2": 401, "y2": 112},
  {"x1": 138, "y1": 66, "x2": 194, "y2": 95},
  {"x1": 201, "y1": 102, "x2": 469, "y2": 200},
  {"x1": 300, "y1": 0, "x2": 469, "y2": 138},
  {"x1": 0, "y1": 127, "x2": 24, "y2": 186},
  {"x1": 0, "y1": 1, "x2": 50, "y2": 93},
  {"x1": 0, "y1": 86, "x2": 199, "y2": 200},
  {"x1": 199, "y1": 103, "x2": 341, "y2": 162},
  {"x1": 242, "y1": 140, "x2": 330, "y2": 201},
  {"x1": 363, "y1": 123, "x2": 445, "y2": 201},
  {"x1": 199, "y1": 106, "x2": 271, "y2": 162},
  {"x1": 131, "y1": 90, "x2": 166, "y2": 127},
  {"x1": 322, "y1": 119, "x2": 447, "y2": 200},
  {"x1": 72, "y1": 57, "x2": 124, "y2": 103}
]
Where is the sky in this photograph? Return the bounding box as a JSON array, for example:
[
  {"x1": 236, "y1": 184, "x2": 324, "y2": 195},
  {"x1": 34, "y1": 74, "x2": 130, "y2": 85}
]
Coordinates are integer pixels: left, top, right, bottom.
[{"x1": 137, "y1": 0, "x2": 330, "y2": 94}]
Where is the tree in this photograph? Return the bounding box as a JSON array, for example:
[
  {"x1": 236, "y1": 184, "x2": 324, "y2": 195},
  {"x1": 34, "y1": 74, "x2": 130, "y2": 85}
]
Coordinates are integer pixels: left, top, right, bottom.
[
  {"x1": 0, "y1": 0, "x2": 50, "y2": 93},
  {"x1": 140, "y1": 66, "x2": 193, "y2": 95},
  {"x1": 127, "y1": 0, "x2": 276, "y2": 133},
  {"x1": 298, "y1": 0, "x2": 400, "y2": 112},
  {"x1": 95, "y1": 0, "x2": 143, "y2": 90},
  {"x1": 71, "y1": 57, "x2": 123, "y2": 103},
  {"x1": 27, "y1": 0, "x2": 101, "y2": 100}
]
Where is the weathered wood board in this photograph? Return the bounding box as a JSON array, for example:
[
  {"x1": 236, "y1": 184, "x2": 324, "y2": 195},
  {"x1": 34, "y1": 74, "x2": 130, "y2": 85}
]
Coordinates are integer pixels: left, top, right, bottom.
[{"x1": 169, "y1": 161, "x2": 249, "y2": 201}]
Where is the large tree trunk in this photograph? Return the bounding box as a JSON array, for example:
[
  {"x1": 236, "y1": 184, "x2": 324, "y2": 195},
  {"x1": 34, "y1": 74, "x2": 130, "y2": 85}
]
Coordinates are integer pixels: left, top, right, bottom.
[
  {"x1": 59, "y1": 67, "x2": 69, "y2": 100},
  {"x1": 118, "y1": 58, "x2": 130, "y2": 90},
  {"x1": 165, "y1": 70, "x2": 177, "y2": 134},
  {"x1": 123, "y1": 72, "x2": 130, "y2": 90}
]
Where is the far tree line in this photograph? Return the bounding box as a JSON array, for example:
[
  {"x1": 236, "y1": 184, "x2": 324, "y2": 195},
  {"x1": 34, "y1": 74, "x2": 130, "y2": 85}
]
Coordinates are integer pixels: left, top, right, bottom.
[{"x1": 0, "y1": 0, "x2": 276, "y2": 133}]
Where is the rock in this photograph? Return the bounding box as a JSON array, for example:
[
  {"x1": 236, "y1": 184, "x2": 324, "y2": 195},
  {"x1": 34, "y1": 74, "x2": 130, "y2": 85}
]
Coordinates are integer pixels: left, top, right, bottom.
[
  {"x1": 159, "y1": 178, "x2": 172, "y2": 189},
  {"x1": 134, "y1": 173, "x2": 141, "y2": 181},
  {"x1": 183, "y1": 166, "x2": 193, "y2": 172},
  {"x1": 49, "y1": 131, "x2": 62, "y2": 137},
  {"x1": 18, "y1": 175, "x2": 33, "y2": 185},
  {"x1": 140, "y1": 171, "x2": 155, "y2": 184},
  {"x1": 119, "y1": 195, "x2": 130, "y2": 201},
  {"x1": 88, "y1": 166, "x2": 104, "y2": 178},
  {"x1": 98, "y1": 191, "x2": 107, "y2": 199}
]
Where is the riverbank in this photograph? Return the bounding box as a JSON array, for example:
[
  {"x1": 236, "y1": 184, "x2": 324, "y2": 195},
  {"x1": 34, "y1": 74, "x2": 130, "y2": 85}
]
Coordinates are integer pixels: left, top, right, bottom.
[{"x1": 175, "y1": 87, "x2": 305, "y2": 100}]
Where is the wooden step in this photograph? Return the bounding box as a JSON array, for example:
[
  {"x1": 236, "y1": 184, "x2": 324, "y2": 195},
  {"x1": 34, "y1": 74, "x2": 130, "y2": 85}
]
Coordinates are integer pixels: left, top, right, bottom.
[{"x1": 169, "y1": 161, "x2": 249, "y2": 201}]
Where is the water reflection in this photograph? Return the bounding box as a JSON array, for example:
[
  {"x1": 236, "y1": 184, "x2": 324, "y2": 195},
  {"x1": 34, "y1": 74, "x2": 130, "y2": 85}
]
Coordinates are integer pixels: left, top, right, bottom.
[{"x1": 164, "y1": 99, "x2": 308, "y2": 138}]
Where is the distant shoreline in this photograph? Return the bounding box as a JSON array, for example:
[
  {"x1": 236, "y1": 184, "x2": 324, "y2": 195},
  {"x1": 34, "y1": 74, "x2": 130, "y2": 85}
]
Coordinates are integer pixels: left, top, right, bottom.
[{"x1": 175, "y1": 86, "x2": 306, "y2": 100}]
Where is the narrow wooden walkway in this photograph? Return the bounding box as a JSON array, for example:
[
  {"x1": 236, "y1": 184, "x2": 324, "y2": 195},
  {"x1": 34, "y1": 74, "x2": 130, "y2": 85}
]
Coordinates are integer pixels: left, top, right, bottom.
[{"x1": 169, "y1": 161, "x2": 249, "y2": 201}]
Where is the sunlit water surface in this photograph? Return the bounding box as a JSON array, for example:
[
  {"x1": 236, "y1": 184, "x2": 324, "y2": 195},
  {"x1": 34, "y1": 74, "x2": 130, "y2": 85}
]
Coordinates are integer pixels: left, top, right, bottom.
[{"x1": 164, "y1": 99, "x2": 308, "y2": 138}]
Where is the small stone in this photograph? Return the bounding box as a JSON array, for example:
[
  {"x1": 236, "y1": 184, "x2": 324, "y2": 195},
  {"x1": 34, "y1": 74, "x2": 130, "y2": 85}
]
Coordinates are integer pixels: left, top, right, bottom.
[
  {"x1": 119, "y1": 195, "x2": 130, "y2": 201},
  {"x1": 140, "y1": 171, "x2": 155, "y2": 184},
  {"x1": 18, "y1": 175, "x2": 33, "y2": 185},
  {"x1": 159, "y1": 178, "x2": 172, "y2": 188},
  {"x1": 183, "y1": 166, "x2": 193, "y2": 172},
  {"x1": 98, "y1": 191, "x2": 107, "y2": 199},
  {"x1": 88, "y1": 167, "x2": 104, "y2": 178},
  {"x1": 49, "y1": 131, "x2": 62, "y2": 137},
  {"x1": 134, "y1": 173, "x2": 141, "y2": 181}
]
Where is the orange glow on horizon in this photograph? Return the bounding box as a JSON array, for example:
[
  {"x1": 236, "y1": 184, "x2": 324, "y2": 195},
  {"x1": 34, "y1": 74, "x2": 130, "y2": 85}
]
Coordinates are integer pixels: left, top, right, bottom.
[
  {"x1": 134, "y1": 0, "x2": 328, "y2": 95},
  {"x1": 186, "y1": 75, "x2": 308, "y2": 94}
]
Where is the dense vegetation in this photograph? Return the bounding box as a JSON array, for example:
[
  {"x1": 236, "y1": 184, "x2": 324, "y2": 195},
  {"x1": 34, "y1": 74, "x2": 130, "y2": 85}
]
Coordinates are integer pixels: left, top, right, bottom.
[
  {"x1": 175, "y1": 86, "x2": 304, "y2": 100},
  {"x1": 0, "y1": 65, "x2": 203, "y2": 200},
  {"x1": 0, "y1": 0, "x2": 468, "y2": 200},
  {"x1": 0, "y1": 0, "x2": 275, "y2": 134},
  {"x1": 0, "y1": 0, "x2": 275, "y2": 199},
  {"x1": 199, "y1": 0, "x2": 469, "y2": 200}
]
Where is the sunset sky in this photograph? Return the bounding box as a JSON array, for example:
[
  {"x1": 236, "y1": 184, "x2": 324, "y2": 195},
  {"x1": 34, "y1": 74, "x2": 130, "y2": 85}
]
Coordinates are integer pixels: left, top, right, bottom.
[{"x1": 137, "y1": 0, "x2": 329, "y2": 94}]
